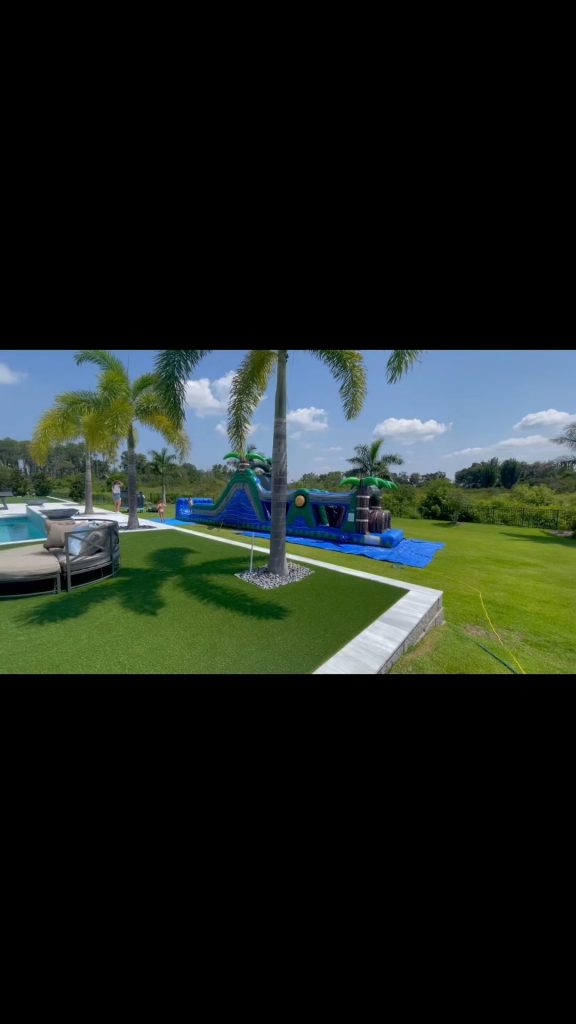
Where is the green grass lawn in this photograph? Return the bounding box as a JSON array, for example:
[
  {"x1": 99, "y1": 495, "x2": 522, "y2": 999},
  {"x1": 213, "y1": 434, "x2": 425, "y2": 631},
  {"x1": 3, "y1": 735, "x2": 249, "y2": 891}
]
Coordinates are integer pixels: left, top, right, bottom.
[
  {"x1": 0, "y1": 528, "x2": 406, "y2": 675},
  {"x1": 173, "y1": 518, "x2": 576, "y2": 675}
]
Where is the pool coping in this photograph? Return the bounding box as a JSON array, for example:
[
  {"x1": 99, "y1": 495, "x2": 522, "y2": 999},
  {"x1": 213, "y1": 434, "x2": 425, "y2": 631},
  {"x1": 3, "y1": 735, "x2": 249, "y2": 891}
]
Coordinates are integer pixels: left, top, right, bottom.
[{"x1": 0, "y1": 500, "x2": 167, "y2": 545}]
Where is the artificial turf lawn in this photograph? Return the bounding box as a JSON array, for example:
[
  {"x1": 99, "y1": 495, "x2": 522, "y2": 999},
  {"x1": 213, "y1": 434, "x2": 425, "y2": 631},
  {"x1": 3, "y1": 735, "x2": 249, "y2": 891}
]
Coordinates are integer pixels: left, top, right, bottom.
[
  {"x1": 177, "y1": 518, "x2": 576, "y2": 675},
  {"x1": 0, "y1": 528, "x2": 406, "y2": 675}
]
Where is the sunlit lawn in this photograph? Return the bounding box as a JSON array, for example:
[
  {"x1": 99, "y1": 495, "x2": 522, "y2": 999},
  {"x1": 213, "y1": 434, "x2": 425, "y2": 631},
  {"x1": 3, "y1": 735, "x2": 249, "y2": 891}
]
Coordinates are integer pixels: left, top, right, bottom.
[
  {"x1": 0, "y1": 528, "x2": 405, "y2": 675},
  {"x1": 173, "y1": 517, "x2": 575, "y2": 675}
]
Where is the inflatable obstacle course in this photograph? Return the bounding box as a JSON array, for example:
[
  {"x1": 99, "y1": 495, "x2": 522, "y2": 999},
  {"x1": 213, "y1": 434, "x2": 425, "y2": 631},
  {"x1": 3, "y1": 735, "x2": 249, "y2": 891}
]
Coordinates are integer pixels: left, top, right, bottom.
[{"x1": 175, "y1": 461, "x2": 405, "y2": 548}]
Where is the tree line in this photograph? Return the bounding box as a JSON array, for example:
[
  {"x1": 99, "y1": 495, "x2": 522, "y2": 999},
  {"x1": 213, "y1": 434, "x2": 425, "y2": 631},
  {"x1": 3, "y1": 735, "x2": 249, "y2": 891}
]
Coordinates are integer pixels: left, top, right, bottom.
[{"x1": 454, "y1": 457, "x2": 576, "y2": 491}]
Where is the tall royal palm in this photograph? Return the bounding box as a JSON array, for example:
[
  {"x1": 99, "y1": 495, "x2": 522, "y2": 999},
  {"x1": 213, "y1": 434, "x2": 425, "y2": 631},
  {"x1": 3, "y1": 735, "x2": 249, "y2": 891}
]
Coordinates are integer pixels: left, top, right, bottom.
[
  {"x1": 30, "y1": 390, "x2": 121, "y2": 514},
  {"x1": 75, "y1": 351, "x2": 188, "y2": 529},
  {"x1": 156, "y1": 348, "x2": 424, "y2": 575}
]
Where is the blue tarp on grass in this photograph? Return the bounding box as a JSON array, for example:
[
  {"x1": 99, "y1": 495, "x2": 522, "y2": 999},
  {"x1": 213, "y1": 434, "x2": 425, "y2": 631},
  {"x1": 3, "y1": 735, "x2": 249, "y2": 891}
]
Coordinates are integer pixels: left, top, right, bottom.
[
  {"x1": 158, "y1": 518, "x2": 197, "y2": 525},
  {"x1": 156, "y1": 520, "x2": 444, "y2": 568},
  {"x1": 238, "y1": 533, "x2": 445, "y2": 569}
]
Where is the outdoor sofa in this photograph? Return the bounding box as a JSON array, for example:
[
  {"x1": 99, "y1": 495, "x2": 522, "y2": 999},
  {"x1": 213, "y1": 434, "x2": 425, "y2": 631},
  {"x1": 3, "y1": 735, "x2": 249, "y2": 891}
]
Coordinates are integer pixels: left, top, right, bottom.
[{"x1": 0, "y1": 521, "x2": 120, "y2": 598}]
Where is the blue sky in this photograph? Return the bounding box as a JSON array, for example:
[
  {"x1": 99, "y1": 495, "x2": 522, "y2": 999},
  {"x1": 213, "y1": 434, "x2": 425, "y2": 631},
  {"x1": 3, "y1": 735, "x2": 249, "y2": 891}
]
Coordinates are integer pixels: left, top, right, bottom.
[{"x1": 1, "y1": 346, "x2": 575, "y2": 480}]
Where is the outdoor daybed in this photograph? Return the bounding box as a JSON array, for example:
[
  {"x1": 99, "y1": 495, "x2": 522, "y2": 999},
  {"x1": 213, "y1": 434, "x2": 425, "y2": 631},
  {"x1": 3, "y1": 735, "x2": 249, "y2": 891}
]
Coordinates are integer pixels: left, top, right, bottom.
[{"x1": 0, "y1": 521, "x2": 120, "y2": 598}]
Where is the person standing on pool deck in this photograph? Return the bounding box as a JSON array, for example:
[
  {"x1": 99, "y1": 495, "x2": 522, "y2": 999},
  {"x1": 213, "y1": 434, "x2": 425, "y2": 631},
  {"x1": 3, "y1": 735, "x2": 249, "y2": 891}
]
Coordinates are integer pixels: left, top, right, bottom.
[
  {"x1": 157, "y1": 498, "x2": 166, "y2": 522},
  {"x1": 112, "y1": 480, "x2": 123, "y2": 513}
]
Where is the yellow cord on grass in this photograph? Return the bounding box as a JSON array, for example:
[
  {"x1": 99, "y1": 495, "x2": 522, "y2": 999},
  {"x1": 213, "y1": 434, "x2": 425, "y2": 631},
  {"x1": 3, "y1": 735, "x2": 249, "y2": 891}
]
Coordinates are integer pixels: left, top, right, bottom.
[{"x1": 427, "y1": 571, "x2": 528, "y2": 675}]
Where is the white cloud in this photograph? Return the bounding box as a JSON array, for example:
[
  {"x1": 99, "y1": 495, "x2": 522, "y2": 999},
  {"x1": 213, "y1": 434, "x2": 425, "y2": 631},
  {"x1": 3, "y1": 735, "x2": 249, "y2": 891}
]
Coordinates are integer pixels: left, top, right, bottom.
[
  {"x1": 215, "y1": 420, "x2": 261, "y2": 438},
  {"x1": 0, "y1": 362, "x2": 27, "y2": 384},
  {"x1": 289, "y1": 432, "x2": 302, "y2": 441},
  {"x1": 444, "y1": 434, "x2": 557, "y2": 458},
  {"x1": 444, "y1": 447, "x2": 485, "y2": 458},
  {"x1": 327, "y1": 445, "x2": 343, "y2": 451},
  {"x1": 373, "y1": 417, "x2": 452, "y2": 442},
  {"x1": 286, "y1": 406, "x2": 329, "y2": 432},
  {"x1": 301, "y1": 442, "x2": 313, "y2": 449},
  {"x1": 185, "y1": 370, "x2": 236, "y2": 417},
  {"x1": 513, "y1": 409, "x2": 576, "y2": 430},
  {"x1": 313, "y1": 457, "x2": 326, "y2": 462},
  {"x1": 496, "y1": 434, "x2": 555, "y2": 448}
]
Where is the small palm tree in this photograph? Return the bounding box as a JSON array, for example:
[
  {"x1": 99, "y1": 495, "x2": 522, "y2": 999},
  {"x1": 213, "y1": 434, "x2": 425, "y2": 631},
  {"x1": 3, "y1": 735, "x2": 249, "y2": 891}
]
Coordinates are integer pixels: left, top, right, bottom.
[
  {"x1": 148, "y1": 447, "x2": 180, "y2": 504},
  {"x1": 31, "y1": 390, "x2": 121, "y2": 514},
  {"x1": 75, "y1": 351, "x2": 188, "y2": 529},
  {"x1": 156, "y1": 348, "x2": 423, "y2": 575},
  {"x1": 552, "y1": 423, "x2": 576, "y2": 469}
]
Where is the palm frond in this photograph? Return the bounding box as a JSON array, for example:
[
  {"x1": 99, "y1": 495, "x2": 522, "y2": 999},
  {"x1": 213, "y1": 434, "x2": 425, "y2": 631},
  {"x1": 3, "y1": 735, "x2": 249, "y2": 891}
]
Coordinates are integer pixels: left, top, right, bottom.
[
  {"x1": 385, "y1": 349, "x2": 426, "y2": 384},
  {"x1": 97, "y1": 367, "x2": 131, "y2": 403},
  {"x1": 227, "y1": 350, "x2": 277, "y2": 452},
  {"x1": 30, "y1": 408, "x2": 79, "y2": 461},
  {"x1": 309, "y1": 350, "x2": 367, "y2": 419},
  {"x1": 132, "y1": 372, "x2": 159, "y2": 399},
  {"x1": 53, "y1": 390, "x2": 99, "y2": 417},
  {"x1": 552, "y1": 424, "x2": 576, "y2": 468},
  {"x1": 75, "y1": 350, "x2": 126, "y2": 375},
  {"x1": 340, "y1": 476, "x2": 360, "y2": 488},
  {"x1": 136, "y1": 405, "x2": 189, "y2": 457},
  {"x1": 369, "y1": 439, "x2": 384, "y2": 463},
  {"x1": 552, "y1": 423, "x2": 576, "y2": 448},
  {"x1": 155, "y1": 349, "x2": 213, "y2": 426}
]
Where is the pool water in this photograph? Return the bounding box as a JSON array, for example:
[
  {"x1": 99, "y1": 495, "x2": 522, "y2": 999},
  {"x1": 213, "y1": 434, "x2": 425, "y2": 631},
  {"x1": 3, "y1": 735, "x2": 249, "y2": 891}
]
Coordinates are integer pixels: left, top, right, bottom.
[{"x1": 0, "y1": 516, "x2": 47, "y2": 544}]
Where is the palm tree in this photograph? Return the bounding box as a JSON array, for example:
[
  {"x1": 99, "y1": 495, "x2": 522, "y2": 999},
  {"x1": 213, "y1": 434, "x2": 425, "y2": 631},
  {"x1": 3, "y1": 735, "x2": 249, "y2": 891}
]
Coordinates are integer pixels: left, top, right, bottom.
[
  {"x1": 75, "y1": 351, "x2": 188, "y2": 529},
  {"x1": 148, "y1": 447, "x2": 180, "y2": 504},
  {"x1": 30, "y1": 390, "x2": 121, "y2": 514},
  {"x1": 552, "y1": 423, "x2": 576, "y2": 469},
  {"x1": 346, "y1": 439, "x2": 404, "y2": 479},
  {"x1": 156, "y1": 348, "x2": 424, "y2": 576},
  {"x1": 342, "y1": 439, "x2": 403, "y2": 531}
]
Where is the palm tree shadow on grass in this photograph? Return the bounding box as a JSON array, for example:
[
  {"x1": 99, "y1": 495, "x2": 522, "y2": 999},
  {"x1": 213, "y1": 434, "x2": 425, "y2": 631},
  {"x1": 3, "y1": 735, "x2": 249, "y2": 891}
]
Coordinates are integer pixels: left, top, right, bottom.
[
  {"x1": 499, "y1": 530, "x2": 576, "y2": 547},
  {"x1": 17, "y1": 544, "x2": 288, "y2": 628}
]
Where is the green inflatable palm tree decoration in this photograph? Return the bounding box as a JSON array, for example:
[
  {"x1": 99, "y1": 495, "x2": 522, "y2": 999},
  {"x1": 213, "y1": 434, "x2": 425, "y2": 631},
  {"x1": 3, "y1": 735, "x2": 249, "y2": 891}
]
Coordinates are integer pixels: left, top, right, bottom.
[
  {"x1": 223, "y1": 444, "x2": 271, "y2": 471},
  {"x1": 156, "y1": 348, "x2": 422, "y2": 574},
  {"x1": 341, "y1": 439, "x2": 401, "y2": 532},
  {"x1": 340, "y1": 476, "x2": 397, "y2": 490}
]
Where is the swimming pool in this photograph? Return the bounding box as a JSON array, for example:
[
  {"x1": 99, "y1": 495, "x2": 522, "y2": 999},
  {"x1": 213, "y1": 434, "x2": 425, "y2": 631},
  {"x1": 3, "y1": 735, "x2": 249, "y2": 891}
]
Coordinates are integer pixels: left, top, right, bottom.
[{"x1": 0, "y1": 516, "x2": 47, "y2": 544}]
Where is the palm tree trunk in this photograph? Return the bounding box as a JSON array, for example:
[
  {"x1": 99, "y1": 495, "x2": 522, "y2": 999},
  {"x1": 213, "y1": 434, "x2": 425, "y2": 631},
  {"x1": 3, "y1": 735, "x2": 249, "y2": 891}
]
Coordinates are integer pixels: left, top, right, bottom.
[
  {"x1": 162, "y1": 474, "x2": 166, "y2": 505},
  {"x1": 83, "y1": 449, "x2": 94, "y2": 514},
  {"x1": 127, "y1": 424, "x2": 139, "y2": 529},
  {"x1": 268, "y1": 349, "x2": 288, "y2": 576}
]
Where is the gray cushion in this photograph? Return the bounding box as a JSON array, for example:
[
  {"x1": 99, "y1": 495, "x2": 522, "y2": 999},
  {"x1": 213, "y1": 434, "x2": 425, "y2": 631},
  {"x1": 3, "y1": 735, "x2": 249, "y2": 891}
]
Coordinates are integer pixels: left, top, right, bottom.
[
  {"x1": 0, "y1": 544, "x2": 60, "y2": 580},
  {"x1": 76, "y1": 528, "x2": 108, "y2": 556}
]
